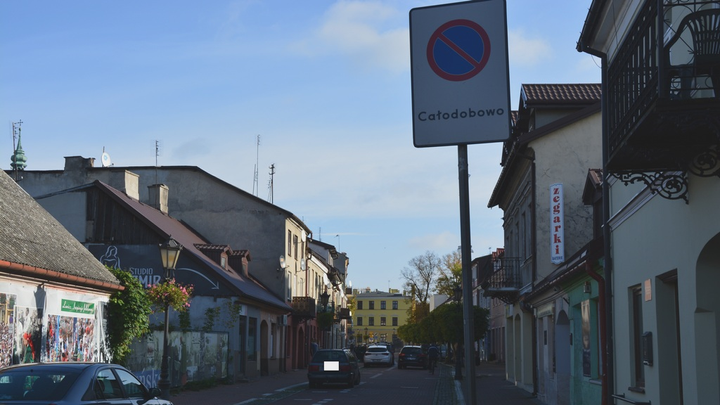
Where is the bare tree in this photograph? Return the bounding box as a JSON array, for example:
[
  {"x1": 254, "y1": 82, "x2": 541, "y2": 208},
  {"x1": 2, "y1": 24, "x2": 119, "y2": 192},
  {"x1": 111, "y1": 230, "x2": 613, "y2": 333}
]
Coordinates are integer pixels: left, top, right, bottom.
[{"x1": 401, "y1": 251, "x2": 442, "y2": 305}]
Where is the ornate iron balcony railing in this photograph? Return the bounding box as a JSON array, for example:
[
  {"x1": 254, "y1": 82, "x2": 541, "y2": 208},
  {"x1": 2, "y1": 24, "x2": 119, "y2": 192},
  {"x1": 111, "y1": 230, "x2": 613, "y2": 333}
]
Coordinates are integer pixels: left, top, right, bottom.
[{"x1": 291, "y1": 296, "x2": 316, "y2": 318}]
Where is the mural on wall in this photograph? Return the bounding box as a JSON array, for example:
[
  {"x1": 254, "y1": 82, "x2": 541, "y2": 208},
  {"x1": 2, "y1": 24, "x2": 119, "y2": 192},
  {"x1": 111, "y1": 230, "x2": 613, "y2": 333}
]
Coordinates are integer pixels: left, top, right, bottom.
[
  {"x1": 87, "y1": 244, "x2": 225, "y2": 295},
  {"x1": 45, "y1": 314, "x2": 96, "y2": 362},
  {"x1": 126, "y1": 330, "x2": 229, "y2": 389},
  {"x1": 13, "y1": 306, "x2": 42, "y2": 365},
  {"x1": 0, "y1": 293, "x2": 17, "y2": 367}
]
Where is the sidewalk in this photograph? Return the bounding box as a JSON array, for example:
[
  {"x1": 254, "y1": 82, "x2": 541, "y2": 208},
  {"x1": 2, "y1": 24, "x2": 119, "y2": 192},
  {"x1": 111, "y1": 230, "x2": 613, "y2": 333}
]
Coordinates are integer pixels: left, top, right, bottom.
[
  {"x1": 169, "y1": 362, "x2": 544, "y2": 405},
  {"x1": 452, "y1": 361, "x2": 546, "y2": 405}
]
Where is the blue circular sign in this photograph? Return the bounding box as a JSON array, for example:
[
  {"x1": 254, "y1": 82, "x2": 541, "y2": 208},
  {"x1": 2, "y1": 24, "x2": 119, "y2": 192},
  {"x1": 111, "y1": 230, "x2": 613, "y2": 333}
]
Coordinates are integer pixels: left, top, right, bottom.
[{"x1": 426, "y1": 19, "x2": 491, "y2": 81}]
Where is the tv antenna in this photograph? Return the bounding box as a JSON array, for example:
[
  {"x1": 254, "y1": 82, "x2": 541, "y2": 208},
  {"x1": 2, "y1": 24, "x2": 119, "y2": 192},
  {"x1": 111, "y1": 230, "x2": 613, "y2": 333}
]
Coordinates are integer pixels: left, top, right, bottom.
[
  {"x1": 252, "y1": 135, "x2": 260, "y2": 196},
  {"x1": 268, "y1": 163, "x2": 275, "y2": 203}
]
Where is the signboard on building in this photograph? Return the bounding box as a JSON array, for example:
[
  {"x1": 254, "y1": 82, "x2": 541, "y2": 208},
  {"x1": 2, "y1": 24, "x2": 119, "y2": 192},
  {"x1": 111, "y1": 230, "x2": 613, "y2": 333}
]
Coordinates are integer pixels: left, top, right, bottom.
[
  {"x1": 410, "y1": 0, "x2": 510, "y2": 147},
  {"x1": 550, "y1": 183, "x2": 564, "y2": 264}
]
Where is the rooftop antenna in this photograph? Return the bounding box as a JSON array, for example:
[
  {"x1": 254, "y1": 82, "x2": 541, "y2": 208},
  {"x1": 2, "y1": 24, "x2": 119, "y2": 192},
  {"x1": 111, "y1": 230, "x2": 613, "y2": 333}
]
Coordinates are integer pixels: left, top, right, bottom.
[
  {"x1": 268, "y1": 163, "x2": 275, "y2": 203},
  {"x1": 154, "y1": 140, "x2": 161, "y2": 187},
  {"x1": 253, "y1": 135, "x2": 260, "y2": 196}
]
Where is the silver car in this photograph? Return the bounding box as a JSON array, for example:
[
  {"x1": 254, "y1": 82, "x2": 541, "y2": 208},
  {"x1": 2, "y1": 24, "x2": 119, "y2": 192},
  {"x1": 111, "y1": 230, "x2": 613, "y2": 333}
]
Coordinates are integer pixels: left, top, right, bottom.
[{"x1": 0, "y1": 362, "x2": 172, "y2": 404}]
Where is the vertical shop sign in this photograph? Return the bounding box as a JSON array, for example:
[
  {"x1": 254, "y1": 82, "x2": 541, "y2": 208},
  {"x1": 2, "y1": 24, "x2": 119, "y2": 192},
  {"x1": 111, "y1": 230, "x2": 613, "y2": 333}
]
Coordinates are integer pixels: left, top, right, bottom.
[{"x1": 550, "y1": 183, "x2": 564, "y2": 264}]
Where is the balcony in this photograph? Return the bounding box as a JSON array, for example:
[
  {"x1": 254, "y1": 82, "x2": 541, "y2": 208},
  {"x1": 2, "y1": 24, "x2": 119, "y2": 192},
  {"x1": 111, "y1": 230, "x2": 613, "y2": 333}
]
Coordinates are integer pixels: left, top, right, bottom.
[
  {"x1": 337, "y1": 307, "x2": 351, "y2": 320},
  {"x1": 291, "y1": 296, "x2": 316, "y2": 319},
  {"x1": 481, "y1": 257, "x2": 523, "y2": 304},
  {"x1": 606, "y1": 0, "x2": 720, "y2": 200}
]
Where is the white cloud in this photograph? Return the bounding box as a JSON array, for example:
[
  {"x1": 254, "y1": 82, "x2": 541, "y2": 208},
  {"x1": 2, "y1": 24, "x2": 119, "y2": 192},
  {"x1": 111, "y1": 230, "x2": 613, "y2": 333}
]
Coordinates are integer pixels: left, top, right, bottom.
[
  {"x1": 289, "y1": 0, "x2": 410, "y2": 73},
  {"x1": 508, "y1": 29, "x2": 552, "y2": 67},
  {"x1": 407, "y1": 231, "x2": 458, "y2": 251}
]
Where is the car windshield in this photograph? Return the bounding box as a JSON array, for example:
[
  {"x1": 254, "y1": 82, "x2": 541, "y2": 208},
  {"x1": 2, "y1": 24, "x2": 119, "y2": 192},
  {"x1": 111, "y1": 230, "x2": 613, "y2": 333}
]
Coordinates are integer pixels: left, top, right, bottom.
[
  {"x1": 367, "y1": 347, "x2": 387, "y2": 353},
  {"x1": 402, "y1": 347, "x2": 422, "y2": 355},
  {"x1": 312, "y1": 351, "x2": 347, "y2": 362},
  {"x1": 0, "y1": 367, "x2": 81, "y2": 401}
]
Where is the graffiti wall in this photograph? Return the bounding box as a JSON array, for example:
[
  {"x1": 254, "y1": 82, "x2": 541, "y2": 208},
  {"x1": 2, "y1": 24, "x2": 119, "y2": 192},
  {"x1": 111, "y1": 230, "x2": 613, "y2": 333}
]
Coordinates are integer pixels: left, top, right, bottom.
[
  {"x1": 45, "y1": 314, "x2": 96, "y2": 362},
  {"x1": 0, "y1": 282, "x2": 110, "y2": 370},
  {"x1": 13, "y1": 306, "x2": 42, "y2": 364},
  {"x1": 0, "y1": 293, "x2": 17, "y2": 367},
  {"x1": 126, "y1": 330, "x2": 229, "y2": 388},
  {"x1": 43, "y1": 289, "x2": 108, "y2": 363}
]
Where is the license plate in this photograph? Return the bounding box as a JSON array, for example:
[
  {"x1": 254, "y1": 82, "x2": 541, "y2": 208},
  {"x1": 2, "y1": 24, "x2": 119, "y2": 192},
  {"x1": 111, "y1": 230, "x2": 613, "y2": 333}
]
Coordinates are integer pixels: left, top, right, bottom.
[{"x1": 324, "y1": 361, "x2": 339, "y2": 371}]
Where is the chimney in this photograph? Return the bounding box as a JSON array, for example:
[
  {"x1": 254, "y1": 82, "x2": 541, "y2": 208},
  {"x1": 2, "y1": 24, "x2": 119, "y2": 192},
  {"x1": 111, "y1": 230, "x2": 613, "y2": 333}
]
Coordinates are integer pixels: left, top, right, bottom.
[
  {"x1": 64, "y1": 156, "x2": 95, "y2": 171},
  {"x1": 148, "y1": 184, "x2": 169, "y2": 214}
]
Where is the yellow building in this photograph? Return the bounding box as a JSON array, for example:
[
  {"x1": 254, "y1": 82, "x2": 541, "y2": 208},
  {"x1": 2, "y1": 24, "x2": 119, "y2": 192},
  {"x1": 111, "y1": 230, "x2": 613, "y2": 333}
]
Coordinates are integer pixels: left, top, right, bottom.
[{"x1": 351, "y1": 289, "x2": 411, "y2": 345}]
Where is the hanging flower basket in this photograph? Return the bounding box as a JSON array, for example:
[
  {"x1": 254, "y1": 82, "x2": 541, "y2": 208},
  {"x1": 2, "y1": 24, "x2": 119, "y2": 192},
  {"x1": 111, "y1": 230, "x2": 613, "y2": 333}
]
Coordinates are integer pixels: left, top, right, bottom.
[{"x1": 147, "y1": 278, "x2": 194, "y2": 312}]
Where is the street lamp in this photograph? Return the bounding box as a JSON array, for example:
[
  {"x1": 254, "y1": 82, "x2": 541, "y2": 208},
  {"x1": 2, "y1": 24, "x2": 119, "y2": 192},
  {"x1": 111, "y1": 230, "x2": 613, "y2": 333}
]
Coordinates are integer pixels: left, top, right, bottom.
[
  {"x1": 158, "y1": 238, "x2": 182, "y2": 400},
  {"x1": 319, "y1": 290, "x2": 330, "y2": 310}
]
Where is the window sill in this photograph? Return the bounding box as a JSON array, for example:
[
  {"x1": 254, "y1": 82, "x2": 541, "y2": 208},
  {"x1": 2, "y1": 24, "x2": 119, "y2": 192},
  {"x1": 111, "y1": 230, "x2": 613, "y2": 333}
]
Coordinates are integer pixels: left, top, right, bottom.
[{"x1": 628, "y1": 386, "x2": 645, "y2": 394}]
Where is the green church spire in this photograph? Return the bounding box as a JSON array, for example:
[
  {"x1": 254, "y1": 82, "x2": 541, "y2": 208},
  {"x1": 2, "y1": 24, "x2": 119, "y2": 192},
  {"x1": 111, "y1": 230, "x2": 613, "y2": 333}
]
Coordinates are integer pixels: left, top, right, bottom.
[{"x1": 11, "y1": 122, "x2": 27, "y2": 172}]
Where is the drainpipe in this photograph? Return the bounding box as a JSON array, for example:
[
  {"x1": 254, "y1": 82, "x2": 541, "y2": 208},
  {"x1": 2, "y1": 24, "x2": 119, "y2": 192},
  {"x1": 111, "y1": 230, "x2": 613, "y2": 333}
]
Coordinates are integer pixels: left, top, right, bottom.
[
  {"x1": 577, "y1": 39, "x2": 613, "y2": 404},
  {"x1": 585, "y1": 262, "x2": 607, "y2": 405}
]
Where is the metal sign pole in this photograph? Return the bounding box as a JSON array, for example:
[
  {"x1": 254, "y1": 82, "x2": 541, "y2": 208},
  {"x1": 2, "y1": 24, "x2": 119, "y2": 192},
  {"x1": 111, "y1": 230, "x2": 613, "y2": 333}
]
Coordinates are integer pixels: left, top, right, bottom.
[{"x1": 458, "y1": 144, "x2": 477, "y2": 404}]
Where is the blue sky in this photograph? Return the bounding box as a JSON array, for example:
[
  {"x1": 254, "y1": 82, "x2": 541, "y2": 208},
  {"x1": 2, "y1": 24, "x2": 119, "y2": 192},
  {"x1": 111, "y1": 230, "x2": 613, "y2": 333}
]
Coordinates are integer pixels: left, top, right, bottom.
[{"x1": 1, "y1": 0, "x2": 600, "y2": 292}]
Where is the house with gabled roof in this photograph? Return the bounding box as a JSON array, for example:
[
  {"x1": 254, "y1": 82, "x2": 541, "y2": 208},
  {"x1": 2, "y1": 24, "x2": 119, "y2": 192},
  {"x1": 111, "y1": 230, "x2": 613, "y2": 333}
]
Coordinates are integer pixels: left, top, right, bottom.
[
  {"x1": 0, "y1": 170, "x2": 122, "y2": 368},
  {"x1": 483, "y1": 83, "x2": 602, "y2": 405},
  {"x1": 13, "y1": 158, "x2": 330, "y2": 374},
  {"x1": 33, "y1": 179, "x2": 291, "y2": 382}
]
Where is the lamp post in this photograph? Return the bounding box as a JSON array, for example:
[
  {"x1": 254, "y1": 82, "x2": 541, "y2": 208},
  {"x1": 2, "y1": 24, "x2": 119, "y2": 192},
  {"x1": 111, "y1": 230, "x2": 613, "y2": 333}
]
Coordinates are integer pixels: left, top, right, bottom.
[{"x1": 158, "y1": 238, "x2": 182, "y2": 400}]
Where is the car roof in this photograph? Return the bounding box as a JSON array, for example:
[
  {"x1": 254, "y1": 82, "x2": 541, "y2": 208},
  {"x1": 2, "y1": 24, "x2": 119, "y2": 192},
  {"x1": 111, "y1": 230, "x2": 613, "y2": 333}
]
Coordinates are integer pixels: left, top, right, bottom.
[{"x1": 0, "y1": 362, "x2": 118, "y2": 372}]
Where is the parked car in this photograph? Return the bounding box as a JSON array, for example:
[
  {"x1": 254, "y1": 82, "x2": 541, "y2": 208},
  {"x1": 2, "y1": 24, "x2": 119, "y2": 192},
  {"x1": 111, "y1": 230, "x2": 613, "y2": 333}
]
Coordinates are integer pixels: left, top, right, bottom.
[
  {"x1": 307, "y1": 349, "x2": 361, "y2": 388},
  {"x1": 0, "y1": 362, "x2": 172, "y2": 404},
  {"x1": 363, "y1": 344, "x2": 394, "y2": 366},
  {"x1": 398, "y1": 345, "x2": 427, "y2": 369}
]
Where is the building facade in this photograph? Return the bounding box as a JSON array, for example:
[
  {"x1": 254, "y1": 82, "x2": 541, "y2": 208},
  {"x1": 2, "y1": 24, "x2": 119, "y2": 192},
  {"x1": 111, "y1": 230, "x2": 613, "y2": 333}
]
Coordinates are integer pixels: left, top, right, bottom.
[
  {"x1": 579, "y1": 1, "x2": 720, "y2": 404},
  {"x1": 484, "y1": 84, "x2": 603, "y2": 404},
  {"x1": 352, "y1": 289, "x2": 411, "y2": 346},
  {"x1": 10, "y1": 157, "x2": 349, "y2": 377},
  {"x1": 0, "y1": 171, "x2": 122, "y2": 369}
]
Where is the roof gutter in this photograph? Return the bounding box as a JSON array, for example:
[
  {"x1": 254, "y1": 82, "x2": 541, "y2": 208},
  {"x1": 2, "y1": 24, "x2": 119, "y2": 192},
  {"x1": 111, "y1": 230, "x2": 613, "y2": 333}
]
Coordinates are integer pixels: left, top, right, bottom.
[{"x1": 0, "y1": 260, "x2": 124, "y2": 293}]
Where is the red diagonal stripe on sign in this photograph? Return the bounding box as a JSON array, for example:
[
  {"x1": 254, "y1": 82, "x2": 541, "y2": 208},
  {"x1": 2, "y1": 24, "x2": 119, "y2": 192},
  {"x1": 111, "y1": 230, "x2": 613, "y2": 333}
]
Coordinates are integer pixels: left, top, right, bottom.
[{"x1": 437, "y1": 33, "x2": 482, "y2": 69}]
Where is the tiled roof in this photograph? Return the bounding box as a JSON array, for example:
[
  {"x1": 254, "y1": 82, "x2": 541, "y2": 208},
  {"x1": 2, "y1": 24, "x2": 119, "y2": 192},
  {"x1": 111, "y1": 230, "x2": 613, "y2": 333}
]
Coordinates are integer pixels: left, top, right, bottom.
[
  {"x1": 521, "y1": 83, "x2": 601, "y2": 105},
  {"x1": 94, "y1": 181, "x2": 290, "y2": 311},
  {"x1": 0, "y1": 171, "x2": 120, "y2": 286}
]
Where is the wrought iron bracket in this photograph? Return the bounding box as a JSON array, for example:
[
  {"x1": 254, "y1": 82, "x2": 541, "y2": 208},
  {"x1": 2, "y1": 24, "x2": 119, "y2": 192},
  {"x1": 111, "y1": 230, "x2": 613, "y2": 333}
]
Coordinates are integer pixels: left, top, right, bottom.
[
  {"x1": 684, "y1": 145, "x2": 720, "y2": 177},
  {"x1": 611, "y1": 171, "x2": 689, "y2": 203}
]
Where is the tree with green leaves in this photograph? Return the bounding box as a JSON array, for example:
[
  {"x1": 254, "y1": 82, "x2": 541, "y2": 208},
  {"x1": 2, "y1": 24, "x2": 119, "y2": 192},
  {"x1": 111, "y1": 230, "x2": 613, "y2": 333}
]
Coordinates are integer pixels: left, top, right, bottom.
[
  {"x1": 106, "y1": 267, "x2": 152, "y2": 365},
  {"x1": 435, "y1": 250, "x2": 463, "y2": 297}
]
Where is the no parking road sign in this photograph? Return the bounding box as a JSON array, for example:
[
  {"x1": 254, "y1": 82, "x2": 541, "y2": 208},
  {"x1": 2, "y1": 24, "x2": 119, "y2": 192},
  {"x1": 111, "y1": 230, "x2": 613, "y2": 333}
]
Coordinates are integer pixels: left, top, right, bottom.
[{"x1": 410, "y1": 0, "x2": 510, "y2": 147}]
